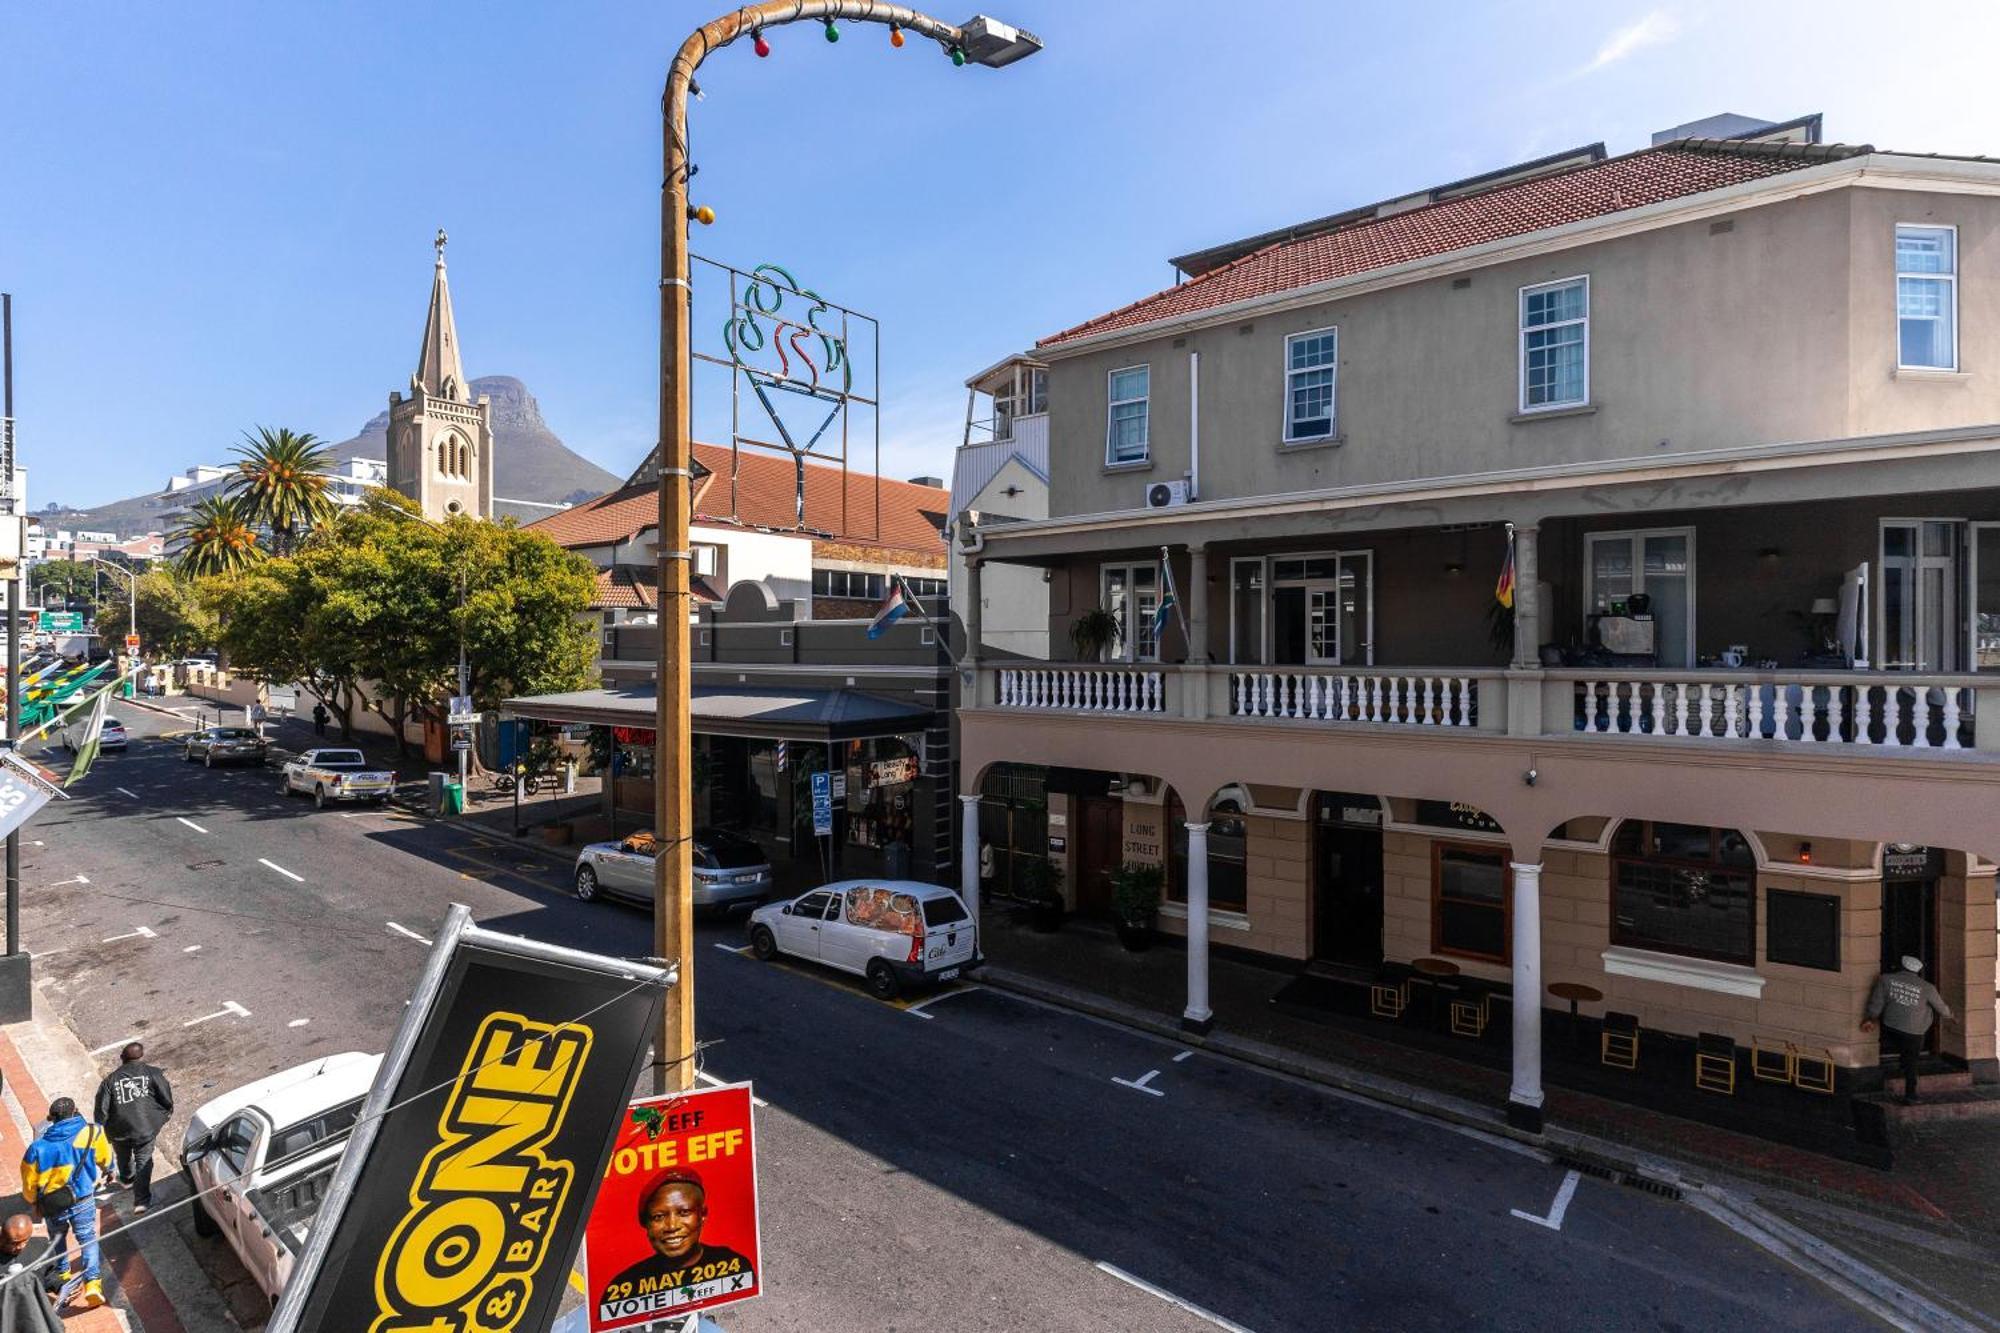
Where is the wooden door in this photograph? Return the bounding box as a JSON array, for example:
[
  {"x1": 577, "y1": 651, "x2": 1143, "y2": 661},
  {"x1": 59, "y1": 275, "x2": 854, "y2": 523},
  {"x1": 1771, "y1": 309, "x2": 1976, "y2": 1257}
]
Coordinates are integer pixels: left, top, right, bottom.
[{"x1": 1075, "y1": 797, "x2": 1123, "y2": 916}]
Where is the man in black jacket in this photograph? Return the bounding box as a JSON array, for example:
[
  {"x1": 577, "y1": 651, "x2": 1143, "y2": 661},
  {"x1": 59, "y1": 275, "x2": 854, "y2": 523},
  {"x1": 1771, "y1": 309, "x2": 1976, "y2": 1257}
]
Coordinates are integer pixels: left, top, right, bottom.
[{"x1": 92, "y1": 1043, "x2": 172, "y2": 1212}]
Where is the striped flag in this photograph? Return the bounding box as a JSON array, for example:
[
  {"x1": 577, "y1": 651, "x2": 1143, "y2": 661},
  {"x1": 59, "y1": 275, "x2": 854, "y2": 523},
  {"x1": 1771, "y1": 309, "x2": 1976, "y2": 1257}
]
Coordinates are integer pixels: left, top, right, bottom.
[
  {"x1": 1494, "y1": 531, "x2": 1516, "y2": 610},
  {"x1": 866, "y1": 579, "x2": 910, "y2": 639},
  {"x1": 65, "y1": 687, "x2": 110, "y2": 787}
]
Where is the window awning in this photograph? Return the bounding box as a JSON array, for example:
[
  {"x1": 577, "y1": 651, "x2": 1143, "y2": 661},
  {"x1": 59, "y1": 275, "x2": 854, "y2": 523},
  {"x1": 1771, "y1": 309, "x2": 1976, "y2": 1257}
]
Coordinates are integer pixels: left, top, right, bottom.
[{"x1": 501, "y1": 683, "x2": 935, "y2": 742}]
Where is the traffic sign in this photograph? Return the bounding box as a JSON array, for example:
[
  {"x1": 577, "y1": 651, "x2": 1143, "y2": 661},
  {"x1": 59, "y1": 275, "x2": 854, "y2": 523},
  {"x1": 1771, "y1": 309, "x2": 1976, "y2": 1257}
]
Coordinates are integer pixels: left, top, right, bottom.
[
  {"x1": 810, "y1": 771, "x2": 832, "y2": 837},
  {"x1": 123, "y1": 634, "x2": 141, "y2": 653},
  {"x1": 37, "y1": 611, "x2": 83, "y2": 634},
  {"x1": 451, "y1": 733, "x2": 471, "y2": 753}
]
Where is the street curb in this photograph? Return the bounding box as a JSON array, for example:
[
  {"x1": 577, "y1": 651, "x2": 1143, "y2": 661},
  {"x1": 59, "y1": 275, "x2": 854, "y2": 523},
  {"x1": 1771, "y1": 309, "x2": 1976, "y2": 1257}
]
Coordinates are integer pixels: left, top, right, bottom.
[{"x1": 975, "y1": 964, "x2": 1992, "y2": 1330}]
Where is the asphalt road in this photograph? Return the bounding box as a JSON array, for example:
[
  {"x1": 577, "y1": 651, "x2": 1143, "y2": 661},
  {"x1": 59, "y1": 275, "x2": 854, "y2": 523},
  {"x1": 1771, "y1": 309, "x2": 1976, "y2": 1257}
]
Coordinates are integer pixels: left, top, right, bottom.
[{"x1": 15, "y1": 704, "x2": 1885, "y2": 1332}]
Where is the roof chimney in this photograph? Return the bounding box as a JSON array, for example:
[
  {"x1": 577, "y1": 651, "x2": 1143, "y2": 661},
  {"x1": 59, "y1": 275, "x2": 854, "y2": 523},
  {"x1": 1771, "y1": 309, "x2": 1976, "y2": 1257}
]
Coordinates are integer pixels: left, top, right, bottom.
[
  {"x1": 906, "y1": 475, "x2": 945, "y2": 489},
  {"x1": 1652, "y1": 112, "x2": 1822, "y2": 147}
]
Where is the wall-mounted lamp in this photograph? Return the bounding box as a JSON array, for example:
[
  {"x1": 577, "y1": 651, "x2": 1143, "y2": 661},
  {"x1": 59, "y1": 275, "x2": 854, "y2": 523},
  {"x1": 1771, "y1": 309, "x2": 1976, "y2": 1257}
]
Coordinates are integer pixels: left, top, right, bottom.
[
  {"x1": 1797, "y1": 840, "x2": 1813, "y2": 865},
  {"x1": 1523, "y1": 768, "x2": 1538, "y2": 787},
  {"x1": 1444, "y1": 562, "x2": 1465, "y2": 576}
]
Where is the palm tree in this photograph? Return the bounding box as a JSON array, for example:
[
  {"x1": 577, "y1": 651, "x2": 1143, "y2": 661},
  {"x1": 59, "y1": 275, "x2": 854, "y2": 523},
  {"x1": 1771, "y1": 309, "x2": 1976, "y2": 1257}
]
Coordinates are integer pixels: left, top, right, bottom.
[
  {"x1": 173, "y1": 496, "x2": 264, "y2": 576},
  {"x1": 228, "y1": 426, "x2": 336, "y2": 555}
]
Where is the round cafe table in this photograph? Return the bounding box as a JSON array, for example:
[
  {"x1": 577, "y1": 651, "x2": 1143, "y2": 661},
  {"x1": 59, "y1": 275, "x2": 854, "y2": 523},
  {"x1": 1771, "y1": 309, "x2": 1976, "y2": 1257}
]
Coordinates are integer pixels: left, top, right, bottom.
[
  {"x1": 1548, "y1": 980, "x2": 1604, "y2": 1051},
  {"x1": 1411, "y1": 957, "x2": 1460, "y2": 1028}
]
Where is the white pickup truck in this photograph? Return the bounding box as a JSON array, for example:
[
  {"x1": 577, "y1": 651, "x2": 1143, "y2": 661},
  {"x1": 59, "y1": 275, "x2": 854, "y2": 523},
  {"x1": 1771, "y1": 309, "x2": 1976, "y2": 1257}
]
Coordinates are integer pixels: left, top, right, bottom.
[
  {"x1": 280, "y1": 748, "x2": 396, "y2": 808},
  {"x1": 184, "y1": 1051, "x2": 381, "y2": 1308}
]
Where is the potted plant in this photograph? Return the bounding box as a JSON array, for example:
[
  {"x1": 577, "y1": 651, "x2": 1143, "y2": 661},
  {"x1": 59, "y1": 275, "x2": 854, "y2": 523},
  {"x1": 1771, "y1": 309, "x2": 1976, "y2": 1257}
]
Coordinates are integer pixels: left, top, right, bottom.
[
  {"x1": 1110, "y1": 861, "x2": 1164, "y2": 951},
  {"x1": 1018, "y1": 857, "x2": 1065, "y2": 932},
  {"x1": 1069, "y1": 607, "x2": 1124, "y2": 663}
]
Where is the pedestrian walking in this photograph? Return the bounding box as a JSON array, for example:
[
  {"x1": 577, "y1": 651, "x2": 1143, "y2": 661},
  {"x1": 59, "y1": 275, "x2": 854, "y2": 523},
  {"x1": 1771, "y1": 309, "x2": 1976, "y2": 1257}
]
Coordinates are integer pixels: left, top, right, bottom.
[
  {"x1": 92, "y1": 1042, "x2": 172, "y2": 1212},
  {"x1": 312, "y1": 701, "x2": 329, "y2": 737},
  {"x1": 1861, "y1": 954, "x2": 1953, "y2": 1104},
  {"x1": 18, "y1": 1098, "x2": 111, "y2": 1310}
]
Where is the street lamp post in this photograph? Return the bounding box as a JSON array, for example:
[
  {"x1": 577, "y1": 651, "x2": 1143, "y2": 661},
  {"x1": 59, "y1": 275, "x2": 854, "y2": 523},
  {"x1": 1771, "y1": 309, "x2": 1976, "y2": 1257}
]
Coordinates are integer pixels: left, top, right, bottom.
[
  {"x1": 88, "y1": 557, "x2": 137, "y2": 697},
  {"x1": 654, "y1": 4, "x2": 1040, "y2": 1094}
]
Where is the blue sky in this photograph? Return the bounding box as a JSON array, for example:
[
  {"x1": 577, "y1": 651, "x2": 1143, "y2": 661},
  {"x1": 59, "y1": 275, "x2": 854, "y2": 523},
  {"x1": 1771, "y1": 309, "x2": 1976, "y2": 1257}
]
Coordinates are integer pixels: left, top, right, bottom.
[{"x1": 4, "y1": 0, "x2": 1998, "y2": 510}]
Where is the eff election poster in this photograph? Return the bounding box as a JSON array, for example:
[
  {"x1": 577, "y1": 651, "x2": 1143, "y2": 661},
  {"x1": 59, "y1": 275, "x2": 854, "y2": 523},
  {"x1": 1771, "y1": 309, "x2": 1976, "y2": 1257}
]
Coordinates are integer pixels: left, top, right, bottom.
[{"x1": 585, "y1": 1083, "x2": 762, "y2": 1330}]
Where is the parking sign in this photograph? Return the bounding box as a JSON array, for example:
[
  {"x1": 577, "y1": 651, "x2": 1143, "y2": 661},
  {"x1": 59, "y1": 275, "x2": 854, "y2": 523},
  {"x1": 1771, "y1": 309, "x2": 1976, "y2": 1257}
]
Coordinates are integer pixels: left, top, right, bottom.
[{"x1": 810, "y1": 771, "x2": 832, "y2": 837}]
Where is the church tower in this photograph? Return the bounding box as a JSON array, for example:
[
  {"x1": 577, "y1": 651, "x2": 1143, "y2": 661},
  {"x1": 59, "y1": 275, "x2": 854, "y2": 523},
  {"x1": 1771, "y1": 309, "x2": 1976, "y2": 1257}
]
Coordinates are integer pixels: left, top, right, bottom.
[{"x1": 387, "y1": 230, "x2": 495, "y2": 520}]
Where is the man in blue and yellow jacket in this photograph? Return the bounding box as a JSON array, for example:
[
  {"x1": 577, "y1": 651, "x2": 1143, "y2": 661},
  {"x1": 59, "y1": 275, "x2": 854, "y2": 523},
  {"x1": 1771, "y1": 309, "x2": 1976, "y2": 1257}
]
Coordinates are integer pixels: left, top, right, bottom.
[{"x1": 19, "y1": 1098, "x2": 111, "y2": 1309}]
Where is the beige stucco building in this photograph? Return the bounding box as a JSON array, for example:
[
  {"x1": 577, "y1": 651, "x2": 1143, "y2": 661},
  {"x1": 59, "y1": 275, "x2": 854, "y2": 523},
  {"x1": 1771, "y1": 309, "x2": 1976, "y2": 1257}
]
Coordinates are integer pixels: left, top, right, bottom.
[{"x1": 955, "y1": 117, "x2": 2000, "y2": 1148}]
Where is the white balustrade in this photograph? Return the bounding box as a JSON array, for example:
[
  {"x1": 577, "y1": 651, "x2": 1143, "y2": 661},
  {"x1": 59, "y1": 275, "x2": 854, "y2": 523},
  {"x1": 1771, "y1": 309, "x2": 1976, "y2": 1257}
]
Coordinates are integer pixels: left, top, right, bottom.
[
  {"x1": 1228, "y1": 671, "x2": 1479, "y2": 727},
  {"x1": 995, "y1": 666, "x2": 1165, "y2": 715},
  {"x1": 1567, "y1": 674, "x2": 1978, "y2": 750}
]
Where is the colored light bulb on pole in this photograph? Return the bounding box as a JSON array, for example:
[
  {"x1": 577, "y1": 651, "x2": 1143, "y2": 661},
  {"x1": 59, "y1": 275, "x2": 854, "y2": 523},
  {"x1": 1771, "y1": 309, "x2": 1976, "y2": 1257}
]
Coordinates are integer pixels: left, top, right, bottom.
[
  {"x1": 753, "y1": 29, "x2": 770, "y2": 57},
  {"x1": 889, "y1": 23, "x2": 904, "y2": 47},
  {"x1": 824, "y1": 19, "x2": 838, "y2": 41},
  {"x1": 949, "y1": 44, "x2": 965, "y2": 66}
]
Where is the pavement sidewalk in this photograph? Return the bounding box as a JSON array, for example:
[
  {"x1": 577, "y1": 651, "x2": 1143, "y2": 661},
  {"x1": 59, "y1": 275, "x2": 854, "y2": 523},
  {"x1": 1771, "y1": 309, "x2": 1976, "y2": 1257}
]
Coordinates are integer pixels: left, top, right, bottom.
[{"x1": 0, "y1": 999, "x2": 239, "y2": 1331}]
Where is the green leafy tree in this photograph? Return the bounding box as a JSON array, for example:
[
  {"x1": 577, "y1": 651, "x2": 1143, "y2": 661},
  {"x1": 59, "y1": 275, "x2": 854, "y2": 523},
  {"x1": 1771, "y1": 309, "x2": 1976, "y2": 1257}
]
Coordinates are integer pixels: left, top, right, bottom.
[
  {"x1": 28, "y1": 559, "x2": 95, "y2": 608},
  {"x1": 228, "y1": 427, "x2": 337, "y2": 556},
  {"x1": 172, "y1": 496, "x2": 263, "y2": 576},
  {"x1": 94, "y1": 570, "x2": 221, "y2": 659}
]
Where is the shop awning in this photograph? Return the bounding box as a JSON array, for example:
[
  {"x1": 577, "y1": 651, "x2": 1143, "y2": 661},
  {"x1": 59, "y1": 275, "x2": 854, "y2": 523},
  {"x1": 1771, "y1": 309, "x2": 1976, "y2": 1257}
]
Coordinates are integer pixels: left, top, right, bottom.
[{"x1": 501, "y1": 683, "x2": 936, "y2": 741}]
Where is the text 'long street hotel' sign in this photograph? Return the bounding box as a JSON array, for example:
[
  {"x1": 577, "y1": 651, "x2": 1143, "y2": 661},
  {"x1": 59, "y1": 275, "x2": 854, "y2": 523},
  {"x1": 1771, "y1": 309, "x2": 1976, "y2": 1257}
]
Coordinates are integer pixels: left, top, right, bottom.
[{"x1": 269, "y1": 905, "x2": 671, "y2": 1333}]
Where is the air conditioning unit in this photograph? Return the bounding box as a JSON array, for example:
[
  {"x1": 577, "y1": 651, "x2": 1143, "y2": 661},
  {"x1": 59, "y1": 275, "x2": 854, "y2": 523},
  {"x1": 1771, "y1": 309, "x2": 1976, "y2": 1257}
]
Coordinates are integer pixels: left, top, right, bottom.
[{"x1": 1143, "y1": 480, "x2": 1191, "y2": 510}]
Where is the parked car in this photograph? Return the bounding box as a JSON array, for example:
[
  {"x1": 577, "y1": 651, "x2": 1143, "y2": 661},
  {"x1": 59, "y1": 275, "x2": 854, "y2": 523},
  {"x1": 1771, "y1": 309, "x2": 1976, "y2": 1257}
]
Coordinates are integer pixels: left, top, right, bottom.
[
  {"x1": 572, "y1": 827, "x2": 773, "y2": 913},
  {"x1": 60, "y1": 716, "x2": 126, "y2": 752},
  {"x1": 280, "y1": 748, "x2": 396, "y2": 808},
  {"x1": 185, "y1": 726, "x2": 268, "y2": 767},
  {"x1": 748, "y1": 880, "x2": 979, "y2": 999},
  {"x1": 183, "y1": 1051, "x2": 382, "y2": 1307}
]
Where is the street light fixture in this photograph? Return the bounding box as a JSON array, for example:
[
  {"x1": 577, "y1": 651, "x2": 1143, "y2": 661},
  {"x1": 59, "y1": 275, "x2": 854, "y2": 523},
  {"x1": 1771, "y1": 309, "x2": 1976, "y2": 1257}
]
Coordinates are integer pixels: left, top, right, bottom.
[
  {"x1": 653, "y1": 3, "x2": 1042, "y2": 1095},
  {"x1": 86, "y1": 556, "x2": 138, "y2": 697}
]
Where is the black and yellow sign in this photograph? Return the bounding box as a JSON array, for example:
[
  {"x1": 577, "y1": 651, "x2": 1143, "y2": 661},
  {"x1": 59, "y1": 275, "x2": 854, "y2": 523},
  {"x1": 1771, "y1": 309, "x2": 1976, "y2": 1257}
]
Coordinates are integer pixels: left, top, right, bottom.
[{"x1": 276, "y1": 921, "x2": 665, "y2": 1333}]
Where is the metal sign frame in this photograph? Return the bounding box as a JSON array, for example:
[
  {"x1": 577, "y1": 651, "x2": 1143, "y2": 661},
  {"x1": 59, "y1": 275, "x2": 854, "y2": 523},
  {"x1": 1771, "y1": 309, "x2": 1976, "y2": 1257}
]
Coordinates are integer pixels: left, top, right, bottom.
[{"x1": 689, "y1": 255, "x2": 883, "y2": 544}]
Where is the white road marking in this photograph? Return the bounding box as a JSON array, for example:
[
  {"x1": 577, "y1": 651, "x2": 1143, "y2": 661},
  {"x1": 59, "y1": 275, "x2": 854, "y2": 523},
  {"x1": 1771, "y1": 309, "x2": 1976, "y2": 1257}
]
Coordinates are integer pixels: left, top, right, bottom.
[
  {"x1": 903, "y1": 985, "x2": 982, "y2": 1018},
  {"x1": 387, "y1": 921, "x2": 433, "y2": 946},
  {"x1": 712, "y1": 942, "x2": 747, "y2": 955},
  {"x1": 287, "y1": 1019, "x2": 310, "y2": 1028},
  {"x1": 28, "y1": 841, "x2": 41, "y2": 847},
  {"x1": 1112, "y1": 1069, "x2": 1166, "y2": 1098},
  {"x1": 175, "y1": 817, "x2": 208, "y2": 834},
  {"x1": 258, "y1": 858, "x2": 305, "y2": 883},
  {"x1": 183, "y1": 1000, "x2": 252, "y2": 1028},
  {"x1": 115, "y1": 787, "x2": 140, "y2": 800},
  {"x1": 337, "y1": 811, "x2": 370, "y2": 819},
  {"x1": 1173, "y1": 1050, "x2": 1194, "y2": 1063},
  {"x1": 1094, "y1": 1262, "x2": 1257, "y2": 1333},
  {"x1": 695, "y1": 1070, "x2": 768, "y2": 1108},
  {"x1": 46, "y1": 875, "x2": 88, "y2": 889},
  {"x1": 183, "y1": 945, "x2": 201, "y2": 953},
  {"x1": 100, "y1": 926, "x2": 157, "y2": 944},
  {"x1": 1511, "y1": 1169, "x2": 1582, "y2": 1231},
  {"x1": 88, "y1": 1036, "x2": 142, "y2": 1057}
]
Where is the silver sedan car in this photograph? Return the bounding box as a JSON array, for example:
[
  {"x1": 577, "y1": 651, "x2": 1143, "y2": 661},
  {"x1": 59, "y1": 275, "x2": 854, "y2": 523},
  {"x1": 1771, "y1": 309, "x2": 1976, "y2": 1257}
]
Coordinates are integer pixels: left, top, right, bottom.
[{"x1": 572, "y1": 827, "x2": 773, "y2": 913}]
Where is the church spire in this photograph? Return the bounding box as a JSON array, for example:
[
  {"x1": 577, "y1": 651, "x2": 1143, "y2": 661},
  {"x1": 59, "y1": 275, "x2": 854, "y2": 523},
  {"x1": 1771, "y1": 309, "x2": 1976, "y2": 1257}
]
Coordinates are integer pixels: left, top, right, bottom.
[{"x1": 413, "y1": 228, "x2": 467, "y2": 400}]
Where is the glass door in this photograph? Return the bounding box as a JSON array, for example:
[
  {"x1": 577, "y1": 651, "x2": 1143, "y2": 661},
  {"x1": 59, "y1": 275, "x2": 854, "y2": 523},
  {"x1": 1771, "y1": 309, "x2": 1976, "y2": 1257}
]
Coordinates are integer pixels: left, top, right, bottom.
[
  {"x1": 1974, "y1": 524, "x2": 2000, "y2": 671},
  {"x1": 1880, "y1": 521, "x2": 1959, "y2": 672},
  {"x1": 1584, "y1": 529, "x2": 1693, "y2": 667},
  {"x1": 1338, "y1": 552, "x2": 1373, "y2": 666},
  {"x1": 1306, "y1": 584, "x2": 1340, "y2": 664}
]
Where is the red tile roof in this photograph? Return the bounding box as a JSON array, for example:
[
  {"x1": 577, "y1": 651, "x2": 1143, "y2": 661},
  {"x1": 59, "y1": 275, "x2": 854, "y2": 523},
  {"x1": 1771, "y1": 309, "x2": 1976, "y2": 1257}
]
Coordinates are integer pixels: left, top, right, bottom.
[
  {"x1": 1039, "y1": 141, "x2": 1864, "y2": 348},
  {"x1": 590, "y1": 566, "x2": 720, "y2": 609},
  {"x1": 528, "y1": 443, "x2": 947, "y2": 556}
]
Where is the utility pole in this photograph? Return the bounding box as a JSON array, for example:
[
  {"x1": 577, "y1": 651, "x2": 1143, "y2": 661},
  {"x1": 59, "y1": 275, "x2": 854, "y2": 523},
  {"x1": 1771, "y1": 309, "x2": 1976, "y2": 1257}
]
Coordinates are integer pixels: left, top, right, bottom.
[
  {"x1": 653, "y1": 4, "x2": 1040, "y2": 1095},
  {"x1": 1, "y1": 294, "x2": 27, "y2": 1021}
]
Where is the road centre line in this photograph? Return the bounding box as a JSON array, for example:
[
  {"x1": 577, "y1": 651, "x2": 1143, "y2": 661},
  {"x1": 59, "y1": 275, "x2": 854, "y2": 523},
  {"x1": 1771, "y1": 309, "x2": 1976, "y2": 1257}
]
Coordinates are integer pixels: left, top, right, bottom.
[
  {"x1": 1094, "y1": 1262, "x2": 1257, "y2": 1333},
  {"x1": 175, "y1": 817, "x2": 209, "y2": 834},
  {"x1": 258, "y1": 858, "x2": 305, "y2": 883},
  {"x1": 387, "y1": 921, "x2": 433, "y2": 946},
  {"x1": 115, "y1": 787, "x2": 140, "y2": 800},
  {"x1": 1511, "y1": 1169, "x2": 1582, "y2": 1231},
  {"x1": 288, "y1": 1019, "x2": 310, "y2": 1028}
]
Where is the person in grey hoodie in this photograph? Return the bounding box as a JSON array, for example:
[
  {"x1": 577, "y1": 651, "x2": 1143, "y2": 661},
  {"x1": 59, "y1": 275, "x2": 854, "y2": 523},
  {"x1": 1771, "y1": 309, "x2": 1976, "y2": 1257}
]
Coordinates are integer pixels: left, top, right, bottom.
[
  {"x1": 92, "y1": 1043, "x2": 172, "y2": 1212},
  {"x1": 1862, "y1": 955, "x2": 1953, "y2": 1104}
]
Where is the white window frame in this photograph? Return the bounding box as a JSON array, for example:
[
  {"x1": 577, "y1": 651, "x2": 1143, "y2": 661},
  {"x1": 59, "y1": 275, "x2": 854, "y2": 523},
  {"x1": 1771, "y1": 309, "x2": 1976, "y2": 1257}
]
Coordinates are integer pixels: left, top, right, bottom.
[
  {"x1": 1518, "y1": 275, "x2": 1590, "y2": 413},
  {"x1": 1894, "y1": 223, "x2": 1958, "y2": 372},
  {"x1": 1105, "y1": 364, "x2": 1151, "y2": 465},
  {"x1": 1099, "y1": 560, "x2": 1161, "y2": 663},
  {"x1": 1282, "y1": 327, "x2": 1339, "y2": 443},
  {"x1": 1582, "y1": 526, "x2": 1696, "y2": 668}
]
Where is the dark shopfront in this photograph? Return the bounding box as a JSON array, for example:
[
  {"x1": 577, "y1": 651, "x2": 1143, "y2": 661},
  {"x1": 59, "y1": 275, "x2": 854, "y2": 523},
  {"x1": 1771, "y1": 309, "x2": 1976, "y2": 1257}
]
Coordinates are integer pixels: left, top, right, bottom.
[{"x1": 501, "y1": 681, "x2": 953, "y2": 893}]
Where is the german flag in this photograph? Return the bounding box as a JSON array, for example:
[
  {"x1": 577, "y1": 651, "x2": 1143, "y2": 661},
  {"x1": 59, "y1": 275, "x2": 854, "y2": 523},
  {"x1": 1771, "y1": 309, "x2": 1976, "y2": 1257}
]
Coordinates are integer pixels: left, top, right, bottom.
[{"x1": 1494, "y1": 531, "x2": 1516, "y2": 610}]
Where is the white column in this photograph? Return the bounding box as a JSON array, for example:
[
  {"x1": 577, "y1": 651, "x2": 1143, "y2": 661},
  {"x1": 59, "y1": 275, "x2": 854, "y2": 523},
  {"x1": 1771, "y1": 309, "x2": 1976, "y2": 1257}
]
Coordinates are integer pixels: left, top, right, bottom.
[
  {"x1": 959, "y1": 795, "x2": 982, "y2": 951},
  {"x1": 1183, "y1": 820, "x2": 1214, "y2": 1032},
  {"x1": 1508, "y1": 860, "x2": 1545, "y2": 1131}
]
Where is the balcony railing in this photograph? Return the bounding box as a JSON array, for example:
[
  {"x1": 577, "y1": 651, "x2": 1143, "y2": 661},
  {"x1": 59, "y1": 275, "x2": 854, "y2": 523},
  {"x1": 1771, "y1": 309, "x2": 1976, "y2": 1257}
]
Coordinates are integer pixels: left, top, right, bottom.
[
  {"x1": 1555, "y1": 671, "x2": 1979, "y2": 751},
  {"x1": 1230, "y1": 670, "x2": 1482, "y2": 728},
  {"x1": 996, "y1": 665, "x2": 1167, "y2": 715}
]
